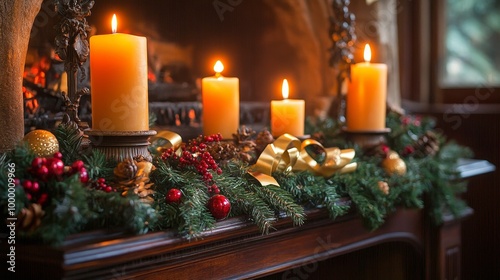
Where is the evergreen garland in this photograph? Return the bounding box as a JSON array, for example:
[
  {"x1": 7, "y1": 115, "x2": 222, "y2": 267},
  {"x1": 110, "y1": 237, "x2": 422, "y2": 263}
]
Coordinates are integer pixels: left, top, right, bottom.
[{"x1": 0, "y1": 110, "x2": 475, "y2": 245}]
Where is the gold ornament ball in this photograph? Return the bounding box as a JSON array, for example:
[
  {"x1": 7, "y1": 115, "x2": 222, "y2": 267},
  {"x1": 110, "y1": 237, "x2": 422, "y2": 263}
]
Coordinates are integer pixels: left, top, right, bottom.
[
  {"x1": 23, "y1": 130, "x2": 60, "y2": 157},
  {"x1": 382, "y1": 151, "x2": 407, "y2": 175}
]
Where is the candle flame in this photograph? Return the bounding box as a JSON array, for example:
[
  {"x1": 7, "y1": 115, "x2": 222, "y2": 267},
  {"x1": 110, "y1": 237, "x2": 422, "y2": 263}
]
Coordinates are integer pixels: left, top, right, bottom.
[
  {"x1": 111, "y1": 14, "x2": 117, "y2": 33},
  {"x1": 282, "y1": 79, "x2": 289, "y2": 99},
  {"x1": 364, "y1": 44, "x2": 371, "y2": 62},
  {"x1": 214, "y1": 60, "x2": 224, "y2": 74}
]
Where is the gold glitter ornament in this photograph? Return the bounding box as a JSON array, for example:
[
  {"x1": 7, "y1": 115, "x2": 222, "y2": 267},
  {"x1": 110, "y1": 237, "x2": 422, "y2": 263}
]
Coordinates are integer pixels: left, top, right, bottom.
[
  {"x1": 23, "y1": 130, "x2": 60, "y2": 157},
  {"x1": 382, "y1": 151, "x2": 407, "y2": 175}
]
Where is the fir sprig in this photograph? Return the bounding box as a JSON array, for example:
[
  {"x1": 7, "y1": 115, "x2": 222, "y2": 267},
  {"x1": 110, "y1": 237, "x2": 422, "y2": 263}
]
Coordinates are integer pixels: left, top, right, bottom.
[
  {"x1": 248, "y1": 180, "x2": 305, "y2": 227},
  {"x1": 215, "y1": 175, "x2": 275, "y2": 234},
  {"x1": 83, "y1": 150, "x2": 115, "y2": 180},
  {"x1": 54, "y1": 120, "x2": 83, "y2": 165}
]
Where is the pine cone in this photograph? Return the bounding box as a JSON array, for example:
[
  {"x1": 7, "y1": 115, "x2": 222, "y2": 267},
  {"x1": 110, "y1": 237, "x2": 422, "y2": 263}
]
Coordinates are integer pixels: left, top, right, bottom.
[
  {"x1": 16, "y1": 203, "x2": 45, "y2": 232},
  {"x1": 232, "y1": 126, "x2": 258, "y2": 163},
  {"x1": 114, "y1": 159, "x2": 138, "y2": 181},
  {"x1": 378, "y1": 181, "x2": 390, "y2": 195},
  {"x1": 233, "y1": 126, "x2": 256, "y2": 143},
  {"x1": 255, "y1": 130, "x2": 274, "y2": 154},
  {"x1": 133, "y1": 177, "x2": 155, "y2": 205},
  {"x1": 413, "y1": 131, "x2": 440, "y2": 157},
  {"x1": 207, "y1": 142, "x2": 239, "y2": 162},
  {"x1": 114, "y1": 160, "x2": 156, "y2": 204}
]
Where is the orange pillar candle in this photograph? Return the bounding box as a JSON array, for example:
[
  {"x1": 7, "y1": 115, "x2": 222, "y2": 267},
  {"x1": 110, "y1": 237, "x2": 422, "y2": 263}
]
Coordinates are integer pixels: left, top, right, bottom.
[
  {"x1": 90, "y1": 14, "x2": 149, "y2": 131},
  {"x1": 271, "y1": 79, "x2": 305, "y2": 137},
  {"x1": 347, "y1": 44, "x2": 388, "y2": 131},
  {"x1": 202, "y1": 60, "x2": 239, "y2": 139}
]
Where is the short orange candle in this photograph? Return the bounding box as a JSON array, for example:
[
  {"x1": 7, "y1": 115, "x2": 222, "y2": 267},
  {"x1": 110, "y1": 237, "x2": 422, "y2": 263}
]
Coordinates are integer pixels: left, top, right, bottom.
[
  {"x1": 90, "y1": 14, "x2": 149, "y2": 131},
  {"x1": 271, "y1": 79, "x2": 305, "y2": 137},
  {"x1": 347, "y1": 44, "x2": 387, "y2": 131},
  {"x1": 202, "y1": 60, "x2": 240, "y2": 139}
]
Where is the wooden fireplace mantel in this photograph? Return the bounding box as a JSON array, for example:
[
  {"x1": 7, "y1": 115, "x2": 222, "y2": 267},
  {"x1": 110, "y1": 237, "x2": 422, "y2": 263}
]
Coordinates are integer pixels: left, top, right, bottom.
[
  {"x1": 2, "y1": 205, "x2": 472, "y2": 280},
  {"x1": 2, "y1": 159, "x2": 492, "y2": 279}
]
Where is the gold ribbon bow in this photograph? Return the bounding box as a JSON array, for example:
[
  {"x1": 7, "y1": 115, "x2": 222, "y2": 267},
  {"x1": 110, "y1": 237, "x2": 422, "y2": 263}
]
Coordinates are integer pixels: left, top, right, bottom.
[
  {"x1": 249, "y1": 134, "x2": 357, "y2": 186},
  {"x1": 150, "y1": 131, "x2": 357, "y2": 187}
]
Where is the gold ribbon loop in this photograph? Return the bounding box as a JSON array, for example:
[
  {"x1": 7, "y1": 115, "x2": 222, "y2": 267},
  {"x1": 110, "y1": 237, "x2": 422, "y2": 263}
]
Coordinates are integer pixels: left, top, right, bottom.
[
  {"x1": 149, "y1": 130, "x2": 183, "y2": 155},
  {"x1": 250, "y1": 134, "x2": 357, "y2": 186}
]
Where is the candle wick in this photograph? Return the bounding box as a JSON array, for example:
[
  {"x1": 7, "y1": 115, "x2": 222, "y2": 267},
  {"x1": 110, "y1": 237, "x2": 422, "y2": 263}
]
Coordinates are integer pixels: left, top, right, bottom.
[{"x1": 215, "y1": 72, "x2": 222, "y2": 78}]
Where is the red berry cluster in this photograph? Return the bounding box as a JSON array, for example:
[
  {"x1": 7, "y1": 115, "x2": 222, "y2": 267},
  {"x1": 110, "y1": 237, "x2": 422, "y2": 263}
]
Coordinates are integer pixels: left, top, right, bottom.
[
  {"x1": 21, "y1": 153, "x2": 91, "y2": 206},
  {"x1": 92, "y1": 178, "x2": 113, "y2": 193},
  {"x1": 401, "y1": 115, "x2": 422, "y2": 127},
  {"x1": 21, "y1": 179, "x2": 48, "y2": 205},
  {"x1": 69, "y1": 160, "x2": 89, "y2": 183},
  {"x1": 29, "y1": 153, "x2": 90, "y2": 184},
  {"x1": 161, "y1": 134, "x2": 223, "y2": 194},
  {"x1": 30, "y1": 152, "x2": 65, "y2": 181}
]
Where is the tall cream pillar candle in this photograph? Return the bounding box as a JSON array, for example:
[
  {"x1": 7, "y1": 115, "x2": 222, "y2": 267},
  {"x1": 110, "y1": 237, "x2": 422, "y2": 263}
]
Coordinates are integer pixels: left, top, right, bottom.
[
  {"x1": 90, "y1": 14, "x2": 149, "y2": 131},
  {"x1": 202, "y1": 60, "x2": 240, "y2": 139},
  {"x1": 347, "y1": 44, "x2": 388, "y2": 131}
]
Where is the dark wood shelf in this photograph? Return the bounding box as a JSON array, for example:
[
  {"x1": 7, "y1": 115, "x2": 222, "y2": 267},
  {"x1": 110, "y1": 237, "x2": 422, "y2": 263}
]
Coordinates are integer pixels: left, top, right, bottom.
[
  {"x1": 0, "y1": 206, "x2": 473, "y2": 280},
  {"x1": 3, "y1": 158, "x2": 491, "y2": 279}
]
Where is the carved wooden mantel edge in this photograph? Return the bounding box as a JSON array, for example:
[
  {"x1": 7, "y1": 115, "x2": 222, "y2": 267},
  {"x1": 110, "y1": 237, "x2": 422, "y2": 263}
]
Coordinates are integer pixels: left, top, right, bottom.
[{"x1": 5, "y1": 207, "x2": 432, "y2": 279}]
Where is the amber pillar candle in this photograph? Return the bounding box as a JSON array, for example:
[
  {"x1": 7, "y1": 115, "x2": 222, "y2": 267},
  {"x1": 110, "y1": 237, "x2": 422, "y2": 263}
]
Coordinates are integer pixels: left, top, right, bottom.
[
  {"x1": 90, "y1": 14, "x2": 149, "y2": 131},
  {"x1": 271, "y1": 79, "x2": 305, "y2": 137},
  {"x1": 347, "y1": 44, "x2": 388, "y2": 131},
  {"x1": 202, "y1": 60, "x2": 239, "y2": 139}
]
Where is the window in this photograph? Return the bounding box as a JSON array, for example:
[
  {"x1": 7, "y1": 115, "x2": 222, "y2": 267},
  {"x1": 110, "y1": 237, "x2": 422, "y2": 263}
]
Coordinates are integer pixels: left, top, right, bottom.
[
  {"x1": 441, "y1": 0, "x2": 500, "y2": 87},
  {"x1": 398, "y1": 0, "x2": 500, "y2": 104}
]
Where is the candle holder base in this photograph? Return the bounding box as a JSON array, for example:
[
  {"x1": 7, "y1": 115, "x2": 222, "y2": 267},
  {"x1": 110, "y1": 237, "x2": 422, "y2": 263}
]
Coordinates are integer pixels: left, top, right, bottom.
[
  {"x1": 85, "y1": 130, "x2": 157, "y2": 162},
  {"x1": 342, "y1": 128, "x2": 391, "y2": 150}
]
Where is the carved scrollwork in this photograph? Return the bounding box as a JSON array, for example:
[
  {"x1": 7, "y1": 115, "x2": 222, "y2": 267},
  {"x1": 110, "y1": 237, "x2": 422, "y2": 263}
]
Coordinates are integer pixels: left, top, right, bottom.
[{"x1": 53, "y1": 0, "x2": 94, "y2": 128}]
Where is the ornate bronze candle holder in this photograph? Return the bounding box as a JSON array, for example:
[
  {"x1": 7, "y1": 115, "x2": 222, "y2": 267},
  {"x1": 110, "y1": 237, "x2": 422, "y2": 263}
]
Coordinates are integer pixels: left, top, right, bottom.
[
  {"x1": 85, "y1": 130, "x2": 157, "y2": 162},
  {"x1": 342, "y1": 128, "x2": 391, "y2": 150}
]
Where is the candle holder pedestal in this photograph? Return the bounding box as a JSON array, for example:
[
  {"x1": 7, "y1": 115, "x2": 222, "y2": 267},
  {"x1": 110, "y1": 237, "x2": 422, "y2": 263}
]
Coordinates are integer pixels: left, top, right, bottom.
[
  {"x1": 342, "y1": 128, "x2": 391, "y2": 150},
  {"x1": 85, "y1": 130, "x2": 157, "y2": 162}
]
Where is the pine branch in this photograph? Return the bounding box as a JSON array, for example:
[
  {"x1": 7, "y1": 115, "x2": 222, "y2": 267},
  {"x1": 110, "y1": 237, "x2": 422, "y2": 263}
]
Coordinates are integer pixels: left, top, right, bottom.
[
  {"x1": 217, "y1": 176, "x2": 275, "y2": 234},
  {"x1": 249, "y1": 182, "x2": 305, "y2": 227},
  {"x1": 83, "y1": 150, "x2": 115, "y2": 180},
  {"x1": 177, "y1": 183, "x2": 215, "y2": 239},
  {"x1": 54, "y1": 121, "x2": 83, "y2": 165}
]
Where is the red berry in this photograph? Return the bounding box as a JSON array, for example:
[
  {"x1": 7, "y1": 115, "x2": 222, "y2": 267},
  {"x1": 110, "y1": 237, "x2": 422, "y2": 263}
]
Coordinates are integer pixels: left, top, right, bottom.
[
  {"x1": 207, "y1": 194, "x2": 230, "y2": 220},
  {"x1": 31, "y1": 157, "x2": 44, "y2": 170},
  {"x1": 71, "y1": 160, "x2": 86, "y2": 173},
  {"x1": 97, "y1": 178, "x2": 106, "y2": 184},
  {"x1": 53, "y1": 152, "x2": 63, "y2": 160},
  {"x1": 403, "y1": 145, "x2": 415, "y2": 156},
  {"x1": 165, "y1": 188, "x2": 182, "y2": 204},
  {"x1": 38, "y1": 193, "x2": 48, "y2": 206},
  {"x1": 37, "y1": 165, "x2": 49, "y2": 179},
  {"x1": 104, "y1": 186, "x2": 113, "y2": 193},
  {"x1": 31, "y1": 181, "x2": 40, "y2": 193},
  {"x1": 22, "y1": 180, "x2": 33, "y2": 191},
  {"x1": 14, "y1": 178, "x2": 20, "y2": 186},
  {"x1": 79, "y1": 168, "x2": 89, "y2": 183},
  {"x1": 49, "y1": 158, "x2": 65, "y2": 176},
  {"x1": 26, "y1": 193, "x2": 32, "y2": 201},
  {"x1": 381, "y1": 145, "x2": 390, "y2": 156}
]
